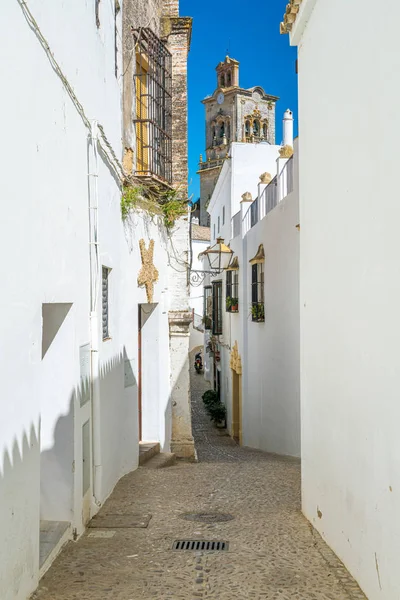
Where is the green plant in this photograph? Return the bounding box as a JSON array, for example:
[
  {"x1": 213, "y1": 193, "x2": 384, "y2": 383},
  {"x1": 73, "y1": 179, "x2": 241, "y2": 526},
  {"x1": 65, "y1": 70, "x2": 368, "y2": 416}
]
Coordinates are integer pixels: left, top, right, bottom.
[
  {"x1": 158, "y1": 187, "x2": 188, "y2": 229},
  {"x1": 226, "y1": 296, "x2": 232, "y2": 311},
  {"x1": 231, "y1": 297, "x2": 239, "y2": 311},
  {"x1": 121, "y1": 185, "x2": 144, "y2": 219},
  {"x1": 121, "y1": 182, "x2": 188, "y2": 228},
  {"x1": 208, "y1": 402, "x2": 226, "y2": 424},
  {"x1": 251, "y1": 303, "x2": 265, "y2": 322},
  {"x1": 202, "y1": 389, "x2": 218, "y2": 408}
]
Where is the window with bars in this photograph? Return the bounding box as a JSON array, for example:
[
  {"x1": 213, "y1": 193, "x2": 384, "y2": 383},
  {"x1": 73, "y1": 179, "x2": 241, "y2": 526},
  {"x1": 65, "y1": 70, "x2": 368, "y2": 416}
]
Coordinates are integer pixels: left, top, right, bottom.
[
  {"x1": 226, "y1": 271, "x2": 239, "y2": 313},
  {"x1": 133, "y1": 28, "x2": 172, "y2": 184},
  {"x1": 212, "y1": 281, "x2": 223, "y2": 336},
  {"x1": 251, "y1": 263, "x2": 264, "y2": 322},
  {"x1": 102, "y1": 267, "x2": 110, "y2": 340},
  {"x1": 203, "y1": 286, "x2": 212, "y2": 330}
]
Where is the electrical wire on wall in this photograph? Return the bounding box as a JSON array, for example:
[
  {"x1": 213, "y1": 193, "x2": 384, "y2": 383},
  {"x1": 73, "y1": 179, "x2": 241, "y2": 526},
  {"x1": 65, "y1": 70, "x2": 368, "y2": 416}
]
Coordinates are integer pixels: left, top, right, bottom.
[{"x1": 17, "y1": 0, "x2": 124, "y2": 184}]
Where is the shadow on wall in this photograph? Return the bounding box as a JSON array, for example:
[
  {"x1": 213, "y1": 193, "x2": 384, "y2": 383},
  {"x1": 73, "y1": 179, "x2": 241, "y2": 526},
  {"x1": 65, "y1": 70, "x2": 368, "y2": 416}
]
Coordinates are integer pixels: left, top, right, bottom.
[{"x1": 0, "y1": 348, "x2": 138, "y2": 600}]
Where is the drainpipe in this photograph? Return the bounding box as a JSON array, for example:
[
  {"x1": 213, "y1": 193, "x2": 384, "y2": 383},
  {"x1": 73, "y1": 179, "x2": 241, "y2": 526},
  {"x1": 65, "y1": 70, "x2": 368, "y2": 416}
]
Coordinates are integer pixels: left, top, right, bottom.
[{"x1": 88, "y1": 120, "x2": 102, "y2": 508}]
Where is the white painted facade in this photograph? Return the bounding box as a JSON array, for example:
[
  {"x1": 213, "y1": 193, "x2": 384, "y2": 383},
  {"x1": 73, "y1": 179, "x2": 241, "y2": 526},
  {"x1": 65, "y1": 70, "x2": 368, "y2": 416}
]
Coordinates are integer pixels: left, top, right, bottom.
[
  {"x1": 203, "y1": 124, "x2": 300, "y2": 457},
  {"x1": 0, "y1": 2, "x2": 189, "y2": 599},
  {"x1": 286, "y1": 2, "x2": 400, "y2": 598}
]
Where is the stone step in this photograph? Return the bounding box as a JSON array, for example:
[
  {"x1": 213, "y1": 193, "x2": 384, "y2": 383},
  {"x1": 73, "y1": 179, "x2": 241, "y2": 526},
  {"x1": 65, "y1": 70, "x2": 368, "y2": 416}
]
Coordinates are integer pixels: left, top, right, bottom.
[
  {"x1": 141, "y1": 452, "x2": 176, "y2": 469},
  {"x1": 139, "y1": 441, "x2": 160, "y2": 466}
]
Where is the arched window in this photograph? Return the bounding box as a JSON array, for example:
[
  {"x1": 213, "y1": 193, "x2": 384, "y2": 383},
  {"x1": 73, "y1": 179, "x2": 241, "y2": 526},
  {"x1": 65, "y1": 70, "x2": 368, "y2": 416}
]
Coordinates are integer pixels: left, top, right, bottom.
[
  {"x1": 220, "y1": 121, "x2": 225, "y2": 137},
  {"x1": 245, "y1": 120, "x2": 251, "y2": 137},
  {"x1": 227, "y1": 120, "x2": 231, "y2": 140},
  {"x1": 253, "y1": 120, "x2": 260, "y2": 136},
  {"x1": 227, "y1": 71, "x2": 232, "y2": 87},
  {"x1": 262, "y1": 123, "x2": 268, "y2": 138},
  {"x1": 220, "y1": 74, "x2": 225, "y2": 88}
]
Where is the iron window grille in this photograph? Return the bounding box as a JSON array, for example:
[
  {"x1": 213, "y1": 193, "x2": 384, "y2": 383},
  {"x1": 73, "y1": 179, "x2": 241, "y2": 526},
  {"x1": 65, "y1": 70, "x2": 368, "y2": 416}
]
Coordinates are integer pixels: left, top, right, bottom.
[
  {"x1": 102, "y1": 267, "x2": 110, "y2": 339},
  {"x1": 133, "y1": 28, "x2": 172, "y2": 185},
  {"x1": 251, "y1": 263, "x2": 264, "y2": 322},
  {"x1": 226, "y1": 271, "x2": 239, "y2": 313},
  {"x1": 203, "y1": 286, "x2": 212, "y2": 330},
  {"x1": 212, "y1": 281, "x2": 223, "y2": 336}
]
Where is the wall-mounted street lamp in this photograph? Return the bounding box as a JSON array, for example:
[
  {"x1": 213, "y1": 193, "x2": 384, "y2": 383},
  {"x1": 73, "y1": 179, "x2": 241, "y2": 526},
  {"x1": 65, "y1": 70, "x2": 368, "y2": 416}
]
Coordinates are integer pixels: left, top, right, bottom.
[{"x1": 190, "y1": 237, "x2": 233, "y2": 287}]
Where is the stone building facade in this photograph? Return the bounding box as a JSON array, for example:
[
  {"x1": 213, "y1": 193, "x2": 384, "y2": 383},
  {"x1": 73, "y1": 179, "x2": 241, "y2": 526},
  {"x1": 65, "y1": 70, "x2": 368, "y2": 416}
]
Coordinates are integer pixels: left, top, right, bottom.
[
  {"x1": 198, "y1": 57, "x2": 279, "y2": 225},
  {"x1": 122, "y1": 0, "x2": 195, "y2": 460}
]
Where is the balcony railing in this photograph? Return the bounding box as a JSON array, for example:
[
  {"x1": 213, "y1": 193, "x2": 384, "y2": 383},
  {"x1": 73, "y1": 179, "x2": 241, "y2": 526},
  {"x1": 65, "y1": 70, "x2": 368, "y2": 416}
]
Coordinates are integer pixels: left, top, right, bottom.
[
  {"x1": 278, "y1": 156, "x2": 294, "y2": 200},
  {"x1": 198, "y1": 158, "x2": 225, "y2": 171},
  {"x1": 242, "y1": 155, "x2": 294, "y2": 235}
]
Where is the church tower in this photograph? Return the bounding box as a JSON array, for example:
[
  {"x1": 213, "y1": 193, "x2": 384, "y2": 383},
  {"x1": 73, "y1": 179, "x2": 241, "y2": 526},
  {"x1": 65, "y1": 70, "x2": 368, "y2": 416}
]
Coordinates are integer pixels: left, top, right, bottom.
[{"x1": 197, "y1": 57, "x2": 279, "y2": 225}]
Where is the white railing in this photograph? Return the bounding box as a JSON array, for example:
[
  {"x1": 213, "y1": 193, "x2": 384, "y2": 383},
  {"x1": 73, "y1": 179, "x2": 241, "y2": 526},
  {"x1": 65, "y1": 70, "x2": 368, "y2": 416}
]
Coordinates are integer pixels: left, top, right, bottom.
[
  {"x1": 243, "y1": 204, "x2": 252, "y2": 236},
  {"x1": 278, "y1": 156, "x2": 294, "y2": 201},
  {"x1": 232, "y1": 211, "x2": 241, "y2": 238},
  {"x1": 259, "y1": 176, "x2": 277, "y2": 220}
]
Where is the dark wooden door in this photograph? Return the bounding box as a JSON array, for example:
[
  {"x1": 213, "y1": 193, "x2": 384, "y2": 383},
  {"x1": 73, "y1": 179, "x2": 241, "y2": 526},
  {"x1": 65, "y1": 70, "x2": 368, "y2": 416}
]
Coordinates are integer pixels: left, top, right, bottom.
[{"x1": 138, "y1": 306, "x2": 143, "y2": 441}]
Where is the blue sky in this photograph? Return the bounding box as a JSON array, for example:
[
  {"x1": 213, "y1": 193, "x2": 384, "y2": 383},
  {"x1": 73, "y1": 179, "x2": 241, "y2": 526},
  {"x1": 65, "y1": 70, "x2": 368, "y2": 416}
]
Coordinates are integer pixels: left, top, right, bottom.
[{"x1": 180, "y1": 0, "x2": 298, "y2": 202}]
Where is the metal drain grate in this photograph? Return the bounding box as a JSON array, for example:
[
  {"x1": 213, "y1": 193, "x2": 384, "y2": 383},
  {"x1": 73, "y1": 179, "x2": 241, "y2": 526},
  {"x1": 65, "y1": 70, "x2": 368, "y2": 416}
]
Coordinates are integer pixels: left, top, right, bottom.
[{"x1": 173, "y1": 540, "x2": 229, "y2": 552}]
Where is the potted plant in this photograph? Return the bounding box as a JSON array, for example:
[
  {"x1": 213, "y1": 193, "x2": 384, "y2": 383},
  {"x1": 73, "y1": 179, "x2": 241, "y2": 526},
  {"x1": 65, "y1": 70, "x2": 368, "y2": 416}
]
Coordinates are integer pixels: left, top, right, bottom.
[
  {"x1": 226, "y1": 296, "x2": 232, "y2": 311},
  {"x1": 209, "y1": 402, "x2": 227, "y2": 429},
  {"x1": 231, "y1": 297, "x2": 239, "y2": 312},
  {"x1": 202, "y1": 389, "x2": 218, "y2": 410},
  {"x1": 251, "y1": 303, "x2": 265, "y2": 322}
]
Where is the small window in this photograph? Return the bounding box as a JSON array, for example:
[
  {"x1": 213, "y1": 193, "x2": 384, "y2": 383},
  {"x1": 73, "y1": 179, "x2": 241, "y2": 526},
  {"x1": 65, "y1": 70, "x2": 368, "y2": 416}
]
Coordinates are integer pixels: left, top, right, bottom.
[
  {"x1": 220, "y1": 121, "x2": 225, "y2": 138},
  {"x1": 102, "y1": 267, "x2": 110, "y2": 339},
  {"x1": 253, "y1": 120, "x2": 260, "y2": 136},
  {"x1": 251, "y1": 264, "x2": 264, "y2": 322},
  {"x1": 222, "y1": 206, "x2": 225, "y2": 225},
  {"x1": 245, "y1": 120, "x2": 251, "y2": 138},
  {"x1": 213, "y1": 224, "x2": 216, "y2": 240},
  {"x1": 217, "y1": 216, "x2": 220, "y2": 233},
  {"x1": 133, "y1": 28, "x2": 172, "y2": 183},
  {"x1": 227, "y1": 71, "x2": 232, "y2": 87},
  {"x1": 220, "y1": 74, "x2": 225, "y2": 88},
  {"x1": 226, "y1": 271, "x2": 239, "y2": 313},
  {"x1": 262, "y1": 123, "x2": 268, "y2": 138},
  {"x1": 203, "y1": 286, "x2": 212, "y2": 330},
  {"x1": 212, "y1": 281, "x2": 223, "y2": 335}
]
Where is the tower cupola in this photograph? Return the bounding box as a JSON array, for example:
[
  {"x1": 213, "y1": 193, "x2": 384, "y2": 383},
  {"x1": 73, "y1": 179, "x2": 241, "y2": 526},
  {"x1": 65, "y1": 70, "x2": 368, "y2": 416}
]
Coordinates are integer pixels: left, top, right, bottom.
[{"x1": 216, "y1": 56, "x2": 239, "y2": 89}]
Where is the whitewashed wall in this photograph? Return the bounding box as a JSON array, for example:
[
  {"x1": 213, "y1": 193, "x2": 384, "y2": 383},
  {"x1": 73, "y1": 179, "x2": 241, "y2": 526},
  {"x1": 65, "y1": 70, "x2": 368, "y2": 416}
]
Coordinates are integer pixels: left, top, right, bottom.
[
  {"x1": 206, "y1": 138, "x2": 300, "y2": 457},
  {"x1": 243, "y1": 187, "x2": 300, "y2": 456},
  {"x1": 0, "y1": 1, "x2": 174, "y2": 598},
  {"x1": 290, "y1": 1, "x2": 400, "y2": 597}
]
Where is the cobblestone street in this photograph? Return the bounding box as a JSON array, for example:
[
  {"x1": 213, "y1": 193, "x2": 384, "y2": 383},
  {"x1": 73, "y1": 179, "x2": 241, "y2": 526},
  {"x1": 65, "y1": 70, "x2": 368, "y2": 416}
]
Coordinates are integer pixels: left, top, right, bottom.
[{"x1": 32, "y1": 352, "x2": 365, "y2": 600}]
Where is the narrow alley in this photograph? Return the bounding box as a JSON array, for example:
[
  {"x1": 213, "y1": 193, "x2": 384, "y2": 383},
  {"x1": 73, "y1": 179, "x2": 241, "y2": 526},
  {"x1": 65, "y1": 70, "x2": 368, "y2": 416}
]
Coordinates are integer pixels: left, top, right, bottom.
[{"x1": 32, "y1": 354, "x2": 365, "y2": 600}]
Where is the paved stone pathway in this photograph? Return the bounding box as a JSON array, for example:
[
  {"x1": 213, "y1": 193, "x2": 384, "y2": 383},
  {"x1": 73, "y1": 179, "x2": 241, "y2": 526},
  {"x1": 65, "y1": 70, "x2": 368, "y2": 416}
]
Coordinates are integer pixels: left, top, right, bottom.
[{"x1": 32, "y1": 350, "x2": 366, "y2": 600}]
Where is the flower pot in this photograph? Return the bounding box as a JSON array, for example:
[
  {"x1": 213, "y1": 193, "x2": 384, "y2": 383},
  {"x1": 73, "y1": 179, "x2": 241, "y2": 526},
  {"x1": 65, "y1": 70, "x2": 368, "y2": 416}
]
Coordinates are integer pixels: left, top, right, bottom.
[{"x1": 216, "y1": 419, "x2": 226, "y2": 429}]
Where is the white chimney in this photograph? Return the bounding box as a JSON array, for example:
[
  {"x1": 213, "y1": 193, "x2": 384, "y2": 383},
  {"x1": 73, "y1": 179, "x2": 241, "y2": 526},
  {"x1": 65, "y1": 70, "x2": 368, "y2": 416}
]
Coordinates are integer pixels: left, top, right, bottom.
[{"x1": 283, "y1": 109, "x2": 294, "y2": 147}]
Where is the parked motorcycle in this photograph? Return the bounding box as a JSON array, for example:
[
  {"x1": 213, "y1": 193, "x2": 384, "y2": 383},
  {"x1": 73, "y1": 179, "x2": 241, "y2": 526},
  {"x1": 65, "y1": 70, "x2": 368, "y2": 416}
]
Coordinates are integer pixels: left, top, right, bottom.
[{"x1": 194, "y1": 351, "x2": 203, "y2": 374}]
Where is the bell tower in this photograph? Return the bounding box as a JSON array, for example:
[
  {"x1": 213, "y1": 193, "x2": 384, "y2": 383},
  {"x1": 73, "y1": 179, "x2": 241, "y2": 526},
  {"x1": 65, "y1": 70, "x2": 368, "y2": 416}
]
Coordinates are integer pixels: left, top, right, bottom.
[
  {"x1": 197, "y1": 57, "x2": 279, "y2": 225},
  {"x1": 216, "y1": 56, "x2": 239, "y2": 89}
]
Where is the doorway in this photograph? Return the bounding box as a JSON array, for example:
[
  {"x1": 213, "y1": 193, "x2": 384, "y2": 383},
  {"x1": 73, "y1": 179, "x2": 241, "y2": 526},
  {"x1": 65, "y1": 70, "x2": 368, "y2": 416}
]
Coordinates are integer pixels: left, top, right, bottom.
[
  {"x1": 232, "y1": 371, "x2": 242, "y2": 444},
  {"x1": 138, "y1": 303, "x2": 160, "y2": 443}
]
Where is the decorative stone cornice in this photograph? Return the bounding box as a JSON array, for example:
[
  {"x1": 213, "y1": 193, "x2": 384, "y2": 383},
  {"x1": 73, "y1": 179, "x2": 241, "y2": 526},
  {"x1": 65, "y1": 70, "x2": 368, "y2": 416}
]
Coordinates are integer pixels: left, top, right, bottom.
[
  {"x1": 249, "y1": 244, "x2": 265, "y2": 265},
  {"x1": 280, "y1": 0, "x2": 303, "y2": 34},
  {"x1": 279, "y1": 145, "x2": 294, "y2": 158},
  {"x1": 259, "y1": 172, "x2": 272, "y2": 184},
  {"x1": 169, "y1": 310, "x2": 193, "y2": 337},
  {"x1": 230, "y1": 341, "x2": 242, "y2": 375},
  {"x1": 161, "y1": 16, "x2": 193, "y2": 49},
  {"x1": 138, "y1": 239, "x2": 159, "y2": 303}
]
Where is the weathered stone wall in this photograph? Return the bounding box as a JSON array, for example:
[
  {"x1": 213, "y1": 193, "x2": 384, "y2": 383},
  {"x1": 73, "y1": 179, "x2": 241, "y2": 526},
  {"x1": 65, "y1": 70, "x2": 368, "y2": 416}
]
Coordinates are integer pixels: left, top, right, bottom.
[
  {"x1": 122, "y1": 0, "x2": 164, "y2": 151},
  {"x1": 163, "y1": 12, "x2": 196, "y2": 460}
]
